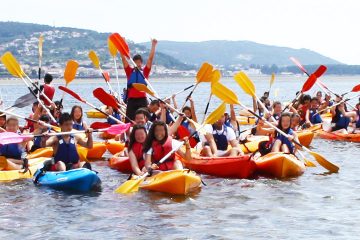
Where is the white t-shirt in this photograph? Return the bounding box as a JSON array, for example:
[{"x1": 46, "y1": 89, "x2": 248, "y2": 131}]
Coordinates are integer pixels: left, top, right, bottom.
[
  {"x1": 200, "y1": 124, "x2": 236, "y2": 143},
  {"x1": 146, "y1": 139, "x2": 182, "y2": 155}
]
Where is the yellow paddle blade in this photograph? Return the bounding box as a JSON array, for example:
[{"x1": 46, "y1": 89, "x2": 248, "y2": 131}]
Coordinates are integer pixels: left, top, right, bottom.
[
  {"x1": 0, "y1": 156, "x2": 7, "y2": 170},
  {"x1": 132, "y1": 83, "x2": 155, "y2": 96},
  {"x1": 211, "y1": 81, "x2": 240, "y2": 104},
  {"x1": 64, "y1": 60, "x2": 79, "y2": 84},
  {"x1": 196, "y1": 62, "x2": 214, "y2": 83},
  {"x1": 38, "y1": 35, "x2": 44, "y2": 57},
  {"x1": 0, "y1": 52, "x2": 26, "y2": 78},
  {"x1": 233, "y1": 71, "x2": 256, "y2": 97},
  {"x1": 211, "y1": 69, "x2": 221, "y2": 83},
  {"x1": 115, "y1": 177, "x2": 145, "y2": 194},
  {"x1": 52, "y1": 126, "x2": 61, "y2": 132},
  {"x1": 204, "y1": 102, "x2": 226, "y2": 124},
  {"x1": 308, "y1": 150, "x2": 339, "y2": 173},
  {"x1": 304, "y1": 158, "x2": 316, "y2": 167},
  {"x1": 108, "y1": 38, "x2": 118, "y2": 57},
  {"x1": 270, "y1": 73, "x2": 275, "y2": 86},
  {"x1": 88, "y1": 50, "x2": 100, "y2": 69}
]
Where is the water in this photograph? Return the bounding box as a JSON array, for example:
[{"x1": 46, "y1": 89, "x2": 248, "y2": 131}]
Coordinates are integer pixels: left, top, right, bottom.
[{"x1": 0, "y1": 75, "x2": 360, "y2": 239}]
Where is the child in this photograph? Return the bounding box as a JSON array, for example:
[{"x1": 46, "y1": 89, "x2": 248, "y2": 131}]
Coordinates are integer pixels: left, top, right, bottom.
[
  {"x1": 271, "y1": 113, "x2": 299, "y2": 154},
  {"x1": 71, "y1": 105, "x2": 88, "y2": 131},
  {"x1": 128, "y1": 124, "x2": 147, "y2": 175},
  {"x1": 305, "y1": 97, "x2": 323, "y2": 127}
]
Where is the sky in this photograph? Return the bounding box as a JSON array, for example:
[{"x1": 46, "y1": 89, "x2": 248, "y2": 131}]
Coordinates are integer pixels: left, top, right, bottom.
[{"x1": 0, "y1": 0, "x2": 359, "y2": 64}]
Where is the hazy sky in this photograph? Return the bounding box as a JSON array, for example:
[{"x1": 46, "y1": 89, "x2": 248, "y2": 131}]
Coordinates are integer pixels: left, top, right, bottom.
[{"x1": 1, "y1": 0, "x2": 359, "y2": 64}]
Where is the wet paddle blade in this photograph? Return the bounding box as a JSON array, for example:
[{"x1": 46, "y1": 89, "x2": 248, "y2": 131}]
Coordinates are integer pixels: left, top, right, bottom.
[
  {"x1": 289, "y1": 57, "x2": 308, "y2": 74},
  {"x1": 301, "y1": 74, "x2": 317, "y2": 92},
  {"x1": 304, "y1": 158, "x2": 316, "y2": 167},
  {"x1": 211, "y1": 82, "x2": 240, "y2": 104},
  {"x1": 196, "y1": 62, "x2": 214, "y2": 83},
  {"x1": 351, "y1": 84, "x2": 360, "y2": 92},
  {"x1": 115, "y1": 176, "x2": 146, "y2": 194},
  {"x1": 90, "y1": 122, "x2": 111, "y2": 130},
  {"x1": 108, "y1": 38, "x2": 118, "y2": 57},
  {"x1": 106, "y1": 123, "x2": 131, "y2": 135},
  {"x1": 1, "y1": 52, "x2": 26, "y2": 78},
  {"x1": 93, "y1": 88, "x2": 119, "y2": 110},
  {"x1": 64, "y1": 59, "x2": 79, "y2": 84},
  {"x1": 12, "y1": 93, "x2": 37, "y2": 108},
  {"x1": 132, "y1": 83, "x2": 155, "y2": 96},
  {"x1": 109, "y1": 33, "x2": 130, "y2": 58},
  {"x1": 233, "y1": 71, "x2": 256, "y2": 97},
  {"x1": 88, "y1": 50, "x2": 100, "y2": 69},
  {"x1": 313, "y1": 65, "x2": 327, "y2": 78},
  {"x1": 308, "y1": 150, "x2": 339, "y2": 173},
  {"x1": 204, "y1": 102, "x2": 226, "y2": 124},
  {"x1": 58, "y1": 86, "x2": 85, "y2": 103}
]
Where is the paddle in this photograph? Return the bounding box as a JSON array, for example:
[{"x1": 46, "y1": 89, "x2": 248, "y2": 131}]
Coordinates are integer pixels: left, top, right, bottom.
[
  {"x1": 109, "y1": 33, "x2": 158, "y2": 96},
  {"x1": 213, "y1": 85, "x2": 338, "y2": 172},
  {"x1": 162, "y1": 84, "x2": 195, "y2": 101},
  {"x1": 90, "y1": 122, "x2": 111, "y2": 130},
  {"x1": 38, "y1": 34, "x2": 44, "y2": 81},
  {"x1": 58, "y1": 86, "x2": 124, "y2": 124},
  {"x1": 108, "y1": 38, "x2": 122, "y2": 101},
  {"x1": 115, "y1": 102, "x2": 225, "y2": 194},
  {"x1": 0, "y1": 124, "x2": 130, "y2": 145},
  {"x1": 60, "y1": 59, "x2": 79, "y2": 106},
  {"x1": 201, "y1": 69, "x2": 221, "y2": 123},
  {"x1": 341, "y1": 84, "x2": 360, "y2": 97},
  {"x1": 211, "y1": 81, "x2": 240, "y2": 105},
  {"x1": 4, "y1": 92, "x2": 36, "y2": 111},
  {"x1": 0, "y1": 52, "x2": 57, "y2": 123},
  {"x1": 180, "y1": 62, "x2": 214, "y2": 110},
  {"x1": 268, "y1": 73, "x2": 275, "y2": 93}
]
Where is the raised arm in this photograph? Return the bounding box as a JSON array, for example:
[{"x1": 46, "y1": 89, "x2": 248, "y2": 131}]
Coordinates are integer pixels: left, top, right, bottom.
[
  {"x1": 189, "y1": 97, "x2": 197, "y2": 122},
  {"x1": 76, "y1": 130, "x2": 93, "y2": 149},
  {"x1": 146, "y1": 39, "x2": 158, "y2": 69},
  {"x1": 120, "y1": 53, "x2": 130, "y2": 69}
]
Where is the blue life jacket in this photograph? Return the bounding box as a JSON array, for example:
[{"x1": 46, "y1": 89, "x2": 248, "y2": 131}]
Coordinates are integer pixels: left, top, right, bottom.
[
  {"x1": 212, "y1": 125, "x2": 228, "y2": 151},
  {"x1": 309, "y1": 109, "x2": 322, "y2": 124},
  {"x1": 182, "y1": 120, "x2": 199, "y2": 139},
  {"x1": 166, "y1": 110, "x2": 175, "y2": 124},
  {"x1": 127, "y1": 68, "x2": 147, "y2": 89},
  {"x1": 332, "y1": 108, "x2": 350, "y2": 130},
  {"x1": 107, "y1": 112, "x2": 121, "y2": 125},
  {"x1": 54, "y1": 135, "x2": 79, "y2": 164},
  {"x1": 255, "y1": 111, "x2": 264, "y2": 124},
  {"x1": 273, "y1": 114, "x2": 280, "y2": 121},
  {"x1": 276, "y1": 128, "x2": 295, "y2": 154},
  {"x1": 0, "y1": 143, "x2": 24, "y2": 159},
  {"x1": 73, "y1": 121, "x2": 84, "y2": 131},
  {"x1": 356, "y1": 110, "x2": 360, "y2": 128}
]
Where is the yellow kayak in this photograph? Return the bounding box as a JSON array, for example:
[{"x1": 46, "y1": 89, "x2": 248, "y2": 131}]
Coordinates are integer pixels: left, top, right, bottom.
[
  {"x1": 0, "y1": 157, "x2": 50, "y2": 181},
  {"x1": 236, "y1": 116, "x2": 256, "y2": 125},
  {"x1": 139, "y1": 169, "x2": 201, "y2": 195},
  {"x1": 86, "y1": 108, "x2": 107, "y2": 119}
]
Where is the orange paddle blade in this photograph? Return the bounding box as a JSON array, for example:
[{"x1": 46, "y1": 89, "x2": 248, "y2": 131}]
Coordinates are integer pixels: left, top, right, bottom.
[
  {"x1": 88, "y1": 50, "x2": 100, "y2": 69},
  {"x1": 212, "y1": 82, "x2": 240, "y2": 104},
  {"x1": 109, "y1": 33, "x2": 130, "y2": 58},
  {"x1": 211, "y1": 69, "x2": 221, "y2": 83},
  {"x1": 64, "y1": 60, "x2": 79, "y2": 84},
  {"x1": 132, "y1": 83, "x2": 155, "y2": 96},
  {"x1": 108, "y1": 37, "x2": 118, "y2": 57},
  {"x1": 313, "y1": 65, "x2": 327, "y2": 78}
]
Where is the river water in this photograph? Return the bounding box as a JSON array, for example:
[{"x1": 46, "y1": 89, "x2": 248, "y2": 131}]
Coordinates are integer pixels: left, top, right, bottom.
[{"x1": 0, "y1": 75, "x2": 360, "y2": 239}]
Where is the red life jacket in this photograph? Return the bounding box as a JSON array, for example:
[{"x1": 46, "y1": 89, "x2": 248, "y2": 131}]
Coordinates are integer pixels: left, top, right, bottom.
[
  {"x1": 132, "y1": 142, "x2": 144, "y2": 163},
  {"x1": 299, "y1": 105, "x2": 308, "y2": 122},
  {"x1": 40, "y1": 84, "x2": 55, "y2": 106},
  {"x1": 151, "y1": 136, "x2": 175, "y2": 171},
  {"x1": 177, "y1": 125, "x2": 198, "y2": 148}
]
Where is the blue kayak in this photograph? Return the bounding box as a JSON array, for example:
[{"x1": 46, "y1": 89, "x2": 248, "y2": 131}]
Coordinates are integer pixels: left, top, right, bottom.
[{"x1": 33, "y1": 168, "x2": 101, "y2": 192}]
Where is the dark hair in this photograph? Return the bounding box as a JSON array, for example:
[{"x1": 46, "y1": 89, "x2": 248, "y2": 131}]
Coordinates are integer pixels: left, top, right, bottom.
[
  {"x1": 277, "y1": 112, "x2": 292, "y2": 134},
  {"x1": 135, "y1": 108, "x2": 150, "y2": 119},
  {"x1": 70, "y1": 105, "x2": 83, "y2": 123},
  {"x1": 143, "y1": 121, "x2": 168, "y2": 153},
  {"x1": 59, "y1": 112, "x2": 72, "y2": 125},
  {"x1": 149, "y1": 100, "x2": 160, "y2": 106},
  {"x1": 263, "y1": 91, "x2": 269, "y2": 96},
  {"x1": 0, "y1": 113, "x2": 6, "y2": 120},
  {"x1": 310, "y1": 97, "x2": 319, "y2": 103},
  {"x1": 272, "y1": 101, "x2": 281, "y2": 108},
  {"x1": 133, "y1": 54, "x2": 143, "y2": 62},
  {"x1": 39, "y1": 114, "x2": 50, "y2": 122},
  {"x1": 300, "y1": 94, "x2": 311, "y2": 104},
  {"x1": 44, "y1": 73, "x2": 53, "y2": 84},
  {"x1": 316, "y1": 91, "x2": 322, "y2": 96},
  {"x1": 33, "y1": 101, "x2": 39, "y2": 106},
  {"x1": 291, "y1": 113, "x2": 300, "y2": 119},
  {"x1": 128, "y1": 124, "x2": 147, "y2": 151}
]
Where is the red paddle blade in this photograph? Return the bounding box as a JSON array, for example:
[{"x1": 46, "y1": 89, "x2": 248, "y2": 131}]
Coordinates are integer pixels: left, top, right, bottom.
[
  {"x1": 0, "y1": 132, "x2": 29, "y2": 145},
  {"x1": 90, "y1": 122, "x2": 111, "y2": 129},
  {"x1": 106, "y1": 123, "x2": 131, "y2": 135},
  {"x1": 58, "y1": 86, "x2": 85, "y2": 103},
  {"x1": 109, "y1": 33, "x2": 130, "y2": 58},
  {"x1": 302, "y1": 74, "x2": 317, "y2": 92},
  {"x1": 351, "y1": 84, "x2": 360, "y2": 92},
  {"x1": 93, "y1": 88, "x2": 119, "y2": 110},
  {"x1": 290, "y1": 57, "x2": 308, "y2": 74},
  {"x1": 313, "y1": 65, "x2": 327, "y2": 78},
  {"x1": 103, "y1": 71, "x2": 110, "y2": 82}
]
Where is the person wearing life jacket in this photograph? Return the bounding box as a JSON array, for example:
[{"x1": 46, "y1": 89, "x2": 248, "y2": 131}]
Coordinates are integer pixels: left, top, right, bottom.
[
  {"x1": 39, "y1": 73, "x2": 55, "y2": 106},
  {"x1": 290, "y1": 113, "x2": 302, "y2": 131},
  {"x1": 128, "y1": 124, "x2": 148, "y2": 175},
  {"x1": 271, "y1": 112, "x2": 300, "y2": 154},
  {"x1": 41, "y1": 113, "x2": 93, "y2": 171},
  {"x1": 225, "y1": 104, "x2": 241, "y2": 139},
  {"x1": 49, "y1": 101, "x2": 63, "y2": 125},
  {"x1": 106, "y1": 106, "x2": 122, "y2": 125},
  {"x1": 29, "y1": 115, "x2": 52, "y2": 152},
  {"x1": 201, "y1": 114, "x2": 244, "y2": 157},
  {"x1": 71, "y1": 105, "x2": 88, "y2": 131},
  {"x1": 297, "y1": 94, "x2": 311, "y2": 124},
  {"x1": 147, "y1": 100, "x2": 160, "y2": 122},
  {"x1": 160, "y1": 98, "x2": 176, "y2": 125},
  {"x1": 316, "y1": 91, "x2": 323, "y2": 104},
  {"x1": 143, "y1": 121, "x2": 191, "y2": 171},
  {"x1": 0, "y1": 117, "x2": 30, "y2": 170},
  {"x1": 320, "y1": 93, "x2": 334, "y2": 111},
  {"x1": 329, "y1": 100, "x2": 356, "y2": 134},
  {"x1": 305, "y1": 97, "x2": 323, "y2": 127},
  {"x1": 270, "y1": 101, "x2": 282, "y2": 124},
  {"x1": 354, "y1": 103, "x2": 360, "y2": 132},
  {"x1": 24, "y1": 101, "x2": 39, "y2": 132},
  {"x1": 120, "y1": 39, "x2": 157, "y2": 122}
]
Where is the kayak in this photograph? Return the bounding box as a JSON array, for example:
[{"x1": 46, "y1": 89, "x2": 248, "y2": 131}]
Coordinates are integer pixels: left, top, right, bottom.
[
  {"x1": 106, "y1": 140, "x2": 126, "y2": 155},
  {"x1": 297, "y1": 130, "x2": 314, "y2": 147},
  {"x1": 86, "y1": 108, "x2": 106, "y2": 118},
  {"x1": 0, "y1": 157, "x2": 50, "y2": 181},
  {"x1": 255, "y1": 152, "x2": 305, "y2": 178},
  {"x1": 178, "y1": 154, "x2": 256, "y2": 179},
  {"x1": 315, "y1": 129, "x2": 360, "y2": 142},
  {"x1": 98, "y1": 132, "x2": 116, "y2": 140},
  {"x1": 139, "y1": 169, "x2": 201, "y2": 195},
  {"x1": 28, "y1": 147, "x2": 53, "y2": 159},
  {"x1": 236, "y1": 115, "x2": 256, "y2": 125},
  {"x1": 33, "y1": 168, "x2": 101, "y2": 192},
  {"x1": 86, "y1": 142, "x2": 107, "y2": 159},
  {"x1": 109, "y1": 156, "x2": 132, "y2": 173}
]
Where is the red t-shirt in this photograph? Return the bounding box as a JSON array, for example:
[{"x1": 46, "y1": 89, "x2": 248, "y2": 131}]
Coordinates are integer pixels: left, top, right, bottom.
[
  {"x1": 125, "y1": 65, "x2": 151, "y2": 99},
  {"x1": 41, "y1": 84, "x2": 55, "y2": 106}
]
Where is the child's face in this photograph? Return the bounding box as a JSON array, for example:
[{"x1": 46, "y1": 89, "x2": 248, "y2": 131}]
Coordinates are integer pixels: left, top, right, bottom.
[
  {"x1": 73, "y1": 108, "x2": 82, "y2": 120},
  {"x1": 310, "y1": 100, "x2": 319, "y2": 109},
  {"x1": 154, "y1": 125, "x2": 166, "y2": 141},
  {"x1": 291, "y1": 117, "x2": 300, "y2": 126},
  {"x1": 0, "y1": 117, "x2": 6, "y2": 127},
  {"x1": 281, "y1": 116, "x2": 291, "y2": 129},
  {"x1": 60, "y1": 120, "x2": 73, "y2": 132},
  {"x1": 134, "y1": 129, "x2": 147, "y2": 144},
  {"x1": 6, "y1": 120, "x2": 19, "y2": 132},
  {"x1": 274, "y1": 104, "x2": 282, "y2": 113}
]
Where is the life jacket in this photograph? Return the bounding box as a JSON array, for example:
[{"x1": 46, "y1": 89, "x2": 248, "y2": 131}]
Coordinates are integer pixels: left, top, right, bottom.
[
  {"x1": 275, "y1": 128, "x2": 295, "y2": 154},
  {"x1": 73, "y1": 121, "x2": 84, "y2": 131},
  {"x1": 225, "y1": 119, "x2": 241, "y2": 138},
  {"x1": 54, "y1": 135, "x2": 79, "y2": 164},
  {"x1": 30, "y1": 136, "x2": 43, "y2": 152},
  {"x1": 165, "y1": 110, "x2": 175, "y2": 124},
  {"x1": 309, "y1": 109, "x2": 322, "y2": 124},
  {"x1": 272, "y1": 113, "x2": 280, "y2": 121},
  {"x1": 130, "y1": 142, "x2": 145, "y2": 169},
  {"x1": 127, "y1": 68, "x2": 147, "y2": 99},
  {"x1": 0, "y1": 143, "x2": 24, "y2": 159},
  {"x1": 151, "y1": 136, "x2": 175, "y2": 171},
  {"x1": 40, "y1": 84, "x2": 55, "y2": 106},
  {"x1": 332, "y1": 107, "x2": 350, "y2": 130},
  {"x1": 299, "y1": 105, "x2": 308, "y2": 122},
  {"x1": 26, "y1": 114, "x2": 35, "y2": 132},
  {"x1": 177, "y1": 120, "x2": 199, "y2": 148},
  {"x1": 212, "y1": 125, "x2": 229, "y2": 151},
  {"x1": 107, "y1": 111, "x2": 121, "y2": 125}
]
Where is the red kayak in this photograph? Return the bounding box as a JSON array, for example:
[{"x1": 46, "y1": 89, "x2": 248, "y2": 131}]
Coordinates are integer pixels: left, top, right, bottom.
[
  {"x1": 109, "y1": 156, "x2": 132, "y2": 173},
  {"x1": 177, "y1": 154, "x2": 256, "y2": 179}
]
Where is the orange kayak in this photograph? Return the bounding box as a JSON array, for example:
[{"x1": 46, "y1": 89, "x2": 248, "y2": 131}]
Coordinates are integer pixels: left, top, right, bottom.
[
  {"x1": 178, "y1": 154, "x2": 256, "y2": 179},
  {"x1": 297, "y1": 130, "x2": 314, "y2": 147},
  {"x1": 255, "y1": 152, "x2": 305, "y2": 178},
  {"x1": 28, "y1": 147, "x2": 53, "y2": 159},
  {"x1": 86, "y1": 142, "x2": 107, "y2": 159},
  {"x1": 316, "y1": 130, "x2": 360, "y2": 142},
  {"x1": 106, "y1": 140, "x2": 125, "y2": 155},
  {"x1": 109, "y1": 156, "x2": 132, "y2": 173},
  {"x1": 98, "y1": 132, "x2": 116, "y2": 139}
]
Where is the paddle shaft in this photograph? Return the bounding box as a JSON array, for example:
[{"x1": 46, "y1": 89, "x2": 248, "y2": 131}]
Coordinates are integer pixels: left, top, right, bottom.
[
  {"x1": 201, "y1": 93, "x2": 213, "y2": 124},
  {"x1": 0, "y1": 108, "x2": 54, "y2": 129},
  {"x1": 163, "y1": 84, "x2": 194, "y2": 101},
  {"x1": 129, "y1": 58, "x2": 158, "y2": 96},
  {"x1": 180, "y1": 83, "x2": 199, "y2": 110},
  {"x1": 254, "y1": 95, "x2": 277, "y2": 122},
  {"x1": 113, "y1": 57, "x2": 121, "y2": 102}
]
